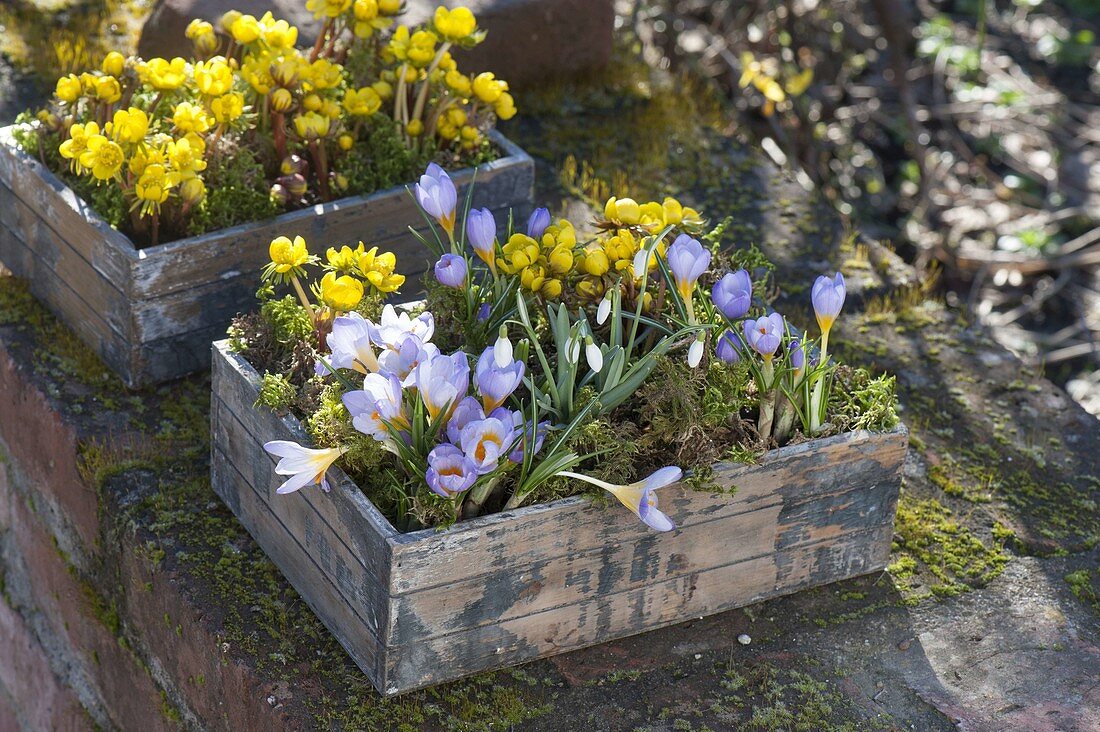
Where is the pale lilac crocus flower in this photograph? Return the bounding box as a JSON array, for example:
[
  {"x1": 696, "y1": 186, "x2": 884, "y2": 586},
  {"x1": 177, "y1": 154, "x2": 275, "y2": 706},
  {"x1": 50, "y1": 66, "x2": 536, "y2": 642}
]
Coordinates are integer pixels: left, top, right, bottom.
[
  {"x1": 316, "y1": 311, "x2": 378, "y2": 376},
  {"x1": 526, "y1": 207, "x2": 550, "y2": 240},
  {"x1": 369, "y1": 304, "x2": 434, "y2": 351},
  {"x1": 415, "y1": 162, "x2": 457, "y2": 236},
  {"x1": 376, "y1": 334, "x2": 438, "y2": 386},
  {"x1": 425, "y1": 443, "x2": 478, "y2": 497},
  {"x1": 742, "y1": 312, "x2": 785, "y2": 360},
  {"x1": 476, "y1": 347, "x2": 525, "y2": 412},
  {"x1": 716, "y1": 329, "x2": 743, "y2": 364},
  {"x1": 477, "y1": 303, "x2": 491, "y2": 322},
  {"x1": 507, "y1": 414, "x2": 549, "y2": 463},
  {"x1": 459, "y1": 417, "x2": 512, "y2": 474},
  {"x1": 263, "y1": 440, "x2": 348, "y2": 494},
  {"x1": 666, "y1": 234, "x2": 711, "y2": 306},
  {"x1": 342, "y1": 372, "x2": 408, "y2": 446},
  {"x1": 413, "y1": 351, "x2": 470, "y2": 421},
  {"x1": 556, "y1": 466, "x2": 682, "y2": 532},
  {"x1": 712, "y1": 269, "x2": 752, "y2": 320},
  {"x1": 434, "y1": 253, "x2": 467, "y2": 288},
  {"x1": 811, "y1": 272, "x2": 845, "y2": 335},
  {"x1": 446, "y1": 396, "x2": 485, "y2": 444},
  {"x1": 466, "y1": 207, "x2": 497, "y2": 273}
]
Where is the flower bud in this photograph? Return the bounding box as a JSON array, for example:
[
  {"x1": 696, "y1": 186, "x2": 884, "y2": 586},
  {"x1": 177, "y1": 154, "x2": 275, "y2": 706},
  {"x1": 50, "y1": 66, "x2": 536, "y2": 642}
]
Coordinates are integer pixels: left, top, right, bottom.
[
  {"x1": 280, "y1": 154, "x2": 307, "y2": 176},
  {"x1": 179, "y1": 176, "x2": 206, "y2": 205},
  {"x1": 269, "y1": 183, "x2": 289, "y2": 206},
  {"x1": 281, "y1": 173, "x2": 308, "y2": 197},
  {"x1": 101, "y1": 51, "x2": 125, "y2": 77},
  {"x1": 303, "y1": 93, "x2": 322, "y2": 112},
  {"x1": 219, "y1": 10, "x2": 242, "y2": 33},
  {"x1": 338, "y1": 134, "x2": 354, "y2": 151},
  {"x1": 406, "y1": 119, "x2": 423, "y2": 137},
  {"x1": 271, "y1": 87, "x2": 294, "y2": 112}
]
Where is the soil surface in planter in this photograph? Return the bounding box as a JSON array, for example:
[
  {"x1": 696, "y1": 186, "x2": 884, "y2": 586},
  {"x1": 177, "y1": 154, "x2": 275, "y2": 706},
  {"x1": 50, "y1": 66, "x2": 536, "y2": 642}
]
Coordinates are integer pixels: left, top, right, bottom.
[{"x1": 0, "y1": 32, "x2": 1098, "y2": 732}]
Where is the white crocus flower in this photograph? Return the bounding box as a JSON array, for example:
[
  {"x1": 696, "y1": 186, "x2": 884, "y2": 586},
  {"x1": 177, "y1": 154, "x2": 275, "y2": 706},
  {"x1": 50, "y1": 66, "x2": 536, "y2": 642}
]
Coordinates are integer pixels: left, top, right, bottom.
[{"x1": 263, "y1": 441, "x2": 348, "y2": 494}]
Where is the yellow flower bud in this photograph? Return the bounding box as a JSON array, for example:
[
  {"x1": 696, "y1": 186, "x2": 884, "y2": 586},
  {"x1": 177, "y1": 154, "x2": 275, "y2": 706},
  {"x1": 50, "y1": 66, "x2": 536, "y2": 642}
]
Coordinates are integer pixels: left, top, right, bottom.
[
  {"x1": 604, "y1": 196, "x2": 640, "y2": 225},
  {"x1": 179, "y1": 176, "x2": 206, "y2": 205},
  {"x1": 55, "y1": 74, "x2": 83, "y2": 103},
  {"x1": 219, "y1": 10, "x2": 242, "y2": 33},
  {"x1": 494, "y1": 92, "x2": 517, "y2": 121},
  {"x1": 433, "y1": 6, "x2": 477, "y2": 41},
  {"x1": 271, "y1": 87, "x2": 294, "y2": 112},
  {"x1": 378, "y1": 0, "x2": 400, "y2": 13},
  {"x1": 662, "y1": 197, "x2": 683, "y2": 225},
  {"x1": 338, "y1": 134, "x2": 354, "y2": 151},
  {"x1": 230, "y1": 13, "x2": 262, "y2": 44},
  {"x1": 371, "y1": 79, "x2": 394, "y2": 101},
  {"x1": 540, "y1": 278, "x2": 563, "y2": 299},
  {"x1": 101, "y1": 51, "x2": 126, "y2": 77},
  {"x1": 326, "y1": 243, "x2": 365, "y2": 272},
  {"x1": 581, "y1": 246, "x2": 609, "y2": 276},
  {"x1": 576, "y1": 277, "x2": 604, "y2": 300},
  {"x1": 471, "y1": 72, "x2": 506, "y2": 104},
  {"x1": 406, "y1": 119, "x2": 423, "y2": 137},
  {"x1": 547, "y1": 245, "x2": 573, "y2": 275},
  {"x1": 93, "y1": 75, "x2": 122, "y2": 103},
  {"x1": 142, "y1": 57, "x2": 188, "y2": 91},
  {"x1": 303, "y1": 93, "x2": 322, "y2": 112},
  {"x1": 320, "y1": 272, "x2": 364, "y2": 311}
]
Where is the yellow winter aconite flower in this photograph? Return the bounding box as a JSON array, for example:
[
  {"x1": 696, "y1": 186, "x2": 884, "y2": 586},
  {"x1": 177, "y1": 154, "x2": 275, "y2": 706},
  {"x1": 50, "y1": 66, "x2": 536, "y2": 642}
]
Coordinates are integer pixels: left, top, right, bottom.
[
  {"x1": 142, "y1": 57, "x2": 189, "y2": 91},
  {"x1": 388, "y1": 26, "x2": 438, "y2": 67},
  {"x1": 433, "y1": 7, "x2": 477, "y2": 41},
  {"x1": 172, "y1": 101, "x2": 214, "y2": 133},
  {"x1": 471, "y1": 72, "x2": 506, "y2": 104},
  {"x1": 166, "y1": 136, "x2": 207, "y2": 177},
  {"x1": 320, "y1": 272, "x2": 364, "y2": 311},
  {"x1": 352, "y1": 0, "x2": 393, "y2": 38},
  {"x1": 59, "y1": 121, "x2": 100, "y2": 169},
  {"x1": 269, "y1": 235, "x2": 311, "y2": 273},
  {"x1": 358, "y1": 246, "x2": 404, "y2": 292},
  {"x1": 55, "y1": 74, "x2": 83, "y2": 103},
  {"x1": 259, "y1": 12, "x2": 299, "y2": 49},
  {"x1": 94, "y1": 75, "x2": 122, "y2": 103},
  {"x1": 210, "y1": 92, "x2": 245, "y2": 124},
  {"x1": 229, "y1": 13, "x2": 262, "y2": 44},
  {"x1": 306, "y1": 0, "x2": 352, "y2": 19},
  {"x1": 193, "y1": 58, "x2": 234, "y2": 96},
  {"x1": 79, "y1": 135, "x2": 125, "y2": 181},
  {"x1": 135, "y1": 163, "x2": 181, "y2": 214},
  {"x1": 128, "y1": 140, "x2": 167, "y2": 177},
  {"x1": 493, "y1": 92, "x2": 516, "y2": 121},
  {"x1": 179, "y1": 176, "x2": 206, "y2": 205},
  {"x1": 108, "y1": 108, "x2": 149, "y2": 145},
  {"x1": 101, "y1": 51, "x2": 126, "y2": 77},
  {"x1": 499, "y1": 219, "x2": 576, "y2": 298},
  {"x1": 342, "y1": 86, "x2": 381, "y2": 116},
  {"x1": 326, "y1": 243, "x2": 366, "y2": 274}
]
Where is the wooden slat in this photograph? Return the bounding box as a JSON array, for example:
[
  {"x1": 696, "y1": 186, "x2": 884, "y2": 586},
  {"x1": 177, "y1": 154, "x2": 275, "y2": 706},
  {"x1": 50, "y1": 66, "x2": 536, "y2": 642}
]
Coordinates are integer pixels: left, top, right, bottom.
[
  {"x1": 211, "y1": 441, "x2": 385, "y2": 681},
  {"x1": 0, "y1": 222, "x2": 132, "y2": 382},
  {"x1": 211, "y1": 396, "x2": 390, "y2": 627},
  {"x1": 0, "y1": 126, "x2": 134, "y2": 286},
  {"x1": 388, "y1": 428, "x2": 907, "y2": 596},
  {"x1": 0, "y1": 184, "x2": 129, "y2": 334},
  {"x1": 212, "y1": 343, "x2": 398, "y2": 582},
  {"x1": 384, "y1": 524, "x2": 893, "y2": 693},
  {"x1": 386, "y1": 474, "x2": 901, "y2": 646},
  {"x1": 131, "y1": 131, "x2": 533, "y2": 299}
]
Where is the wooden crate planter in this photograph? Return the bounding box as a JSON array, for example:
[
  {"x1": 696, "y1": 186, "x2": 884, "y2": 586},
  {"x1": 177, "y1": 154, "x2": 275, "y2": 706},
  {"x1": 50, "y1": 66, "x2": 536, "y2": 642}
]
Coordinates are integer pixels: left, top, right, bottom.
[
  {"x1": 210, "y1": 340, "x2": 908, "y2": 695},
  {"x1": 0, "y1": 126, "x2": 533, "y2": 387}
]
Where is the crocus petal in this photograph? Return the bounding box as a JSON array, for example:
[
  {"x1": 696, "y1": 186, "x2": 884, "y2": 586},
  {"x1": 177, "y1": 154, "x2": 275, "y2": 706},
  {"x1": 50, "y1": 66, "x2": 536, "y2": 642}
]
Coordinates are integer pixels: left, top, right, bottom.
[{"x1": 642, "y1": 466, "x2": 683, "y2": 491}]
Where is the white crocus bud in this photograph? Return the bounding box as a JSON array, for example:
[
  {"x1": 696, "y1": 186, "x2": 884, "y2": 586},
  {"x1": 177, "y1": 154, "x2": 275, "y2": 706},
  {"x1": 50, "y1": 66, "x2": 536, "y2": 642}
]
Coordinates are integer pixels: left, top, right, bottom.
[
  {"x1": 494, "y1": 325, "x2": 512, "y2": 367},
  {"x1": 687, "y1": 335, "x2": 705, "y2": 368},
  {"x1": 596, "y1": 293, "x2": 612, "y2": 325},
  {"x1": 585, "y1": 337, "x2": 603, "y2": 373}
]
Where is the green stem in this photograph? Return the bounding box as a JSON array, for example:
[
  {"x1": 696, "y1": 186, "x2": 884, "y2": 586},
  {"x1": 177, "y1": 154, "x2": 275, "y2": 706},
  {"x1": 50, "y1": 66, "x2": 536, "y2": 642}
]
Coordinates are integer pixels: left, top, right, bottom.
[{"x1": 809, "y1": 330, "x2": 829, "y2": 433}]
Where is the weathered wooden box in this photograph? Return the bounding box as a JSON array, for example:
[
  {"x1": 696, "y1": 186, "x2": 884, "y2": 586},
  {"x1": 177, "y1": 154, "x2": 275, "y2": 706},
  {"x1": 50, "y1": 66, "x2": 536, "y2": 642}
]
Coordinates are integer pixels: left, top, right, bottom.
[
  {"x1": 210, "y1": 340, "x2": 907, "y2": 696},
  {"x1": 0, "y1": 126, "x2": 533, "y2": 387}
]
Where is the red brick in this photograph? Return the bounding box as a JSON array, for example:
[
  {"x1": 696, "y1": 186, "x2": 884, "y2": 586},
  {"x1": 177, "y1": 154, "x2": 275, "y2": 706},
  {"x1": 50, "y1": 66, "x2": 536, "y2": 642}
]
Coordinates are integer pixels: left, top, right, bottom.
[{"x1": 0, "y1": 596, "x2": 90, "y2": 731}]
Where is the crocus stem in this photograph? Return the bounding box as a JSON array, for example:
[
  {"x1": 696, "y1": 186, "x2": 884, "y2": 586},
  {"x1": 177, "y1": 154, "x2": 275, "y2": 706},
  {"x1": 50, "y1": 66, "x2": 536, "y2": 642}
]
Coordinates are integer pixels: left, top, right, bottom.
[
  {"x1": 810, "y1": 330, "x2": 829, "y2": 433},
  {"x1": 758, "y1": 360, "x2": 775, "y2": 438},
  {"x1": 502, "y1": 489, "x2": 526, "y2": 511},
  {"x1": 773, "y1": 394, "x2": 795, "y2": 442},
  {"x1": 463, "y1": 475, "x2": 501, "y2": 518}
]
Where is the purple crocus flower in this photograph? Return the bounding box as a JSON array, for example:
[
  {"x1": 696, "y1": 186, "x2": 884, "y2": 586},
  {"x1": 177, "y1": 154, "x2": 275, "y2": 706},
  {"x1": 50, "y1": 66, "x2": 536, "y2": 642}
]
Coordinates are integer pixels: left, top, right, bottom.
[
  {"x1": 811, "y1": 272, "x2": 845, "y2": 334},
  {"x1": 789, "y1": 338, "x2": 805, "y2": 372},
  {"x1": 712, "y1": 269, "x2": 752, "y2": 320},
  {"x1": 466, "y1": 207, "x2": 497, "y2": 270},
  {"x1": 742, "y1": 312, "x2": 785, "y2": 360},
  {"x1": 412, "y1": 351, "x2": 470, "y2": 421},
  {"x1": 434, "y1": 253, "x2": 467, "y2": 288},
  {"x1": 476, "y1": 347, "x2": 525, "y2": 412},
  {"x1": 526, "y1": 207, "x2": 550, "y2": 240},
  {"x1": 476, "y1": 302, "x2": 491, "y2": 322},
  {"x1": 715, "y1": 329, "x2": 743, "y2": 364},
  {"x1": 459, "y1": 417, "x2": 512, "y2": 474},
  {"x1": 368, "y1": 304, "x2": 434, "y2": 351},
  {"x1": 555, "y1": 465, "x2": 681, "y2": 532},
  {"x1": 667, "y1": 234, "x2": 712, "y2": 302},
  {"x1": 445, "y1": 396, "x2": 485, "y2": 444},
  {"x1": 507, "y1": 415, "x2": 549, "y2": 463},
  {"x1": 425, "y1": 443, "x2": 478, "y2": 497},
  {"x1": 415, "y1": 163, "x2": 457, "y2": 234}
]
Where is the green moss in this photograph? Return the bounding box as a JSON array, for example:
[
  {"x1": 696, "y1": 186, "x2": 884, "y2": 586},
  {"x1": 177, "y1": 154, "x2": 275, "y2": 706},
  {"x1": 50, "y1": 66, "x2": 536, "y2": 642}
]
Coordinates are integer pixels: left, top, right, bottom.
[
  {"x1": 889, "y1": 493, "x2": 1009, "y2": 599},
  {"x1": 826, "y1": 367, "x2": 899, "y2": 433},
  {"x1": 185, "y1": 147, "x2": 282, "y2": 241},
  {"x1": 256, "y1": 372, "x2": 296, "y2": 413},
  {"x1": 1064, "y1": 568, "x2": 1099, "y2": 615}
]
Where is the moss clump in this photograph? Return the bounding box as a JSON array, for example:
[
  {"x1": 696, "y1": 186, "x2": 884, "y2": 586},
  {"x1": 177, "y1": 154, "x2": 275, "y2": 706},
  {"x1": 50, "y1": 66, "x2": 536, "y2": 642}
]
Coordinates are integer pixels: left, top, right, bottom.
[
  {"x1": 827, "y1": 366, "x2": 899, "y2": 433},
  {"x1": 184, "y1": 147, "x2": 282, "y2": 239},
  {"x1": 889, "y1": 493, "x2": 1010, "y2": 599},
  {"x1": 257, "y1": 372, "x2": 296, "y2": 413},
  {"x1": 1065, "y1": 568, "x2": 1099, "y2": 615}
]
